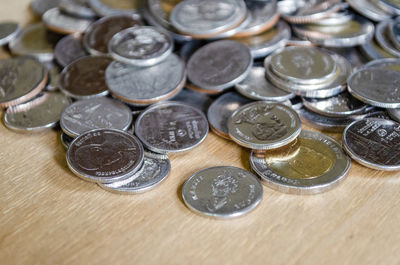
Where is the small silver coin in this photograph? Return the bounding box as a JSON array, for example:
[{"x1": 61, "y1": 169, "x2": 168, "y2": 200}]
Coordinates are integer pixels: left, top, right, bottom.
[
  {"x1": 31, "y1": 0, "x2": 62, "y2": 16},
  {"x1": 99, "y1": 152, "x2": 171, "y2": 194},
  {"x1": 182, "y1": 166, "x2": 263, "y2": 219},
  {"x1": 375, "y1": 19, "x2": 400, "y2": 57},
  {"x1": 43, "y1": 8, "x2": 94, "y2": 35},
  {"x1": 250, "y1": 130, "x2": 351, "y2": 194},
  {"x1": 343, "y1": 118, "x2": 400, "y2": 171},
  {"x1": 346, "y1": 0, "x2": 393, "y2": 22},
  {"x1": 67, "y1": 128, "x2": 144, "y2": 183},
  {"x1": 187, "y1": 40, "x2": 252, "y2": 91},
  {"x1": 387, "y1": 108, "x2": 400, "y2": 122},
  {"x1": 109, "y1": 26, "x2": 173, "y2": 67},
  {"x1": 135, "y1": 101, "x2": 209, "y2": 154},
  {"x1": 347, "y1": 68, "x2": 400, "y2": 108},
  {"x1": 59, "y1": 0, "x2": 97, "y2": 18},
  {"x1": 0, "y1": 22, "x2": 20, "y2": 46},
  {"x1": 235, "y1": 66, "x2": 294, "y2": 102},
  {"x1": 169, "y1": 88, "x2": 213, "y2": 114},
  {"x1": 60, "y1": 97, "x2": 133, "y2": 137},
  {"x1": 87, "y1": 0, "x2": 142, "y2": 17},
  {"x1": 55, "y1": 34, "x2": 88, "y2": 68},
  {"x1": 61, "y1": 132, "x2": 74, "y2": 149},
  {"x1": 4, "y1": 92, "x2": 71, "y2": 132}
]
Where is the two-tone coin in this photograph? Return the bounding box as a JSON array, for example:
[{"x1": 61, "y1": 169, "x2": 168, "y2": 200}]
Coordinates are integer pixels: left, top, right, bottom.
[
  {"x1": 0, "y1": 22, "x2": 20, "y2": 46},
  {"x1": 42, "y1": 8, "x2": 94, "y2": 35},
  {"x1": 55, "y1": 34, "x2": 88, "y2": 67}
]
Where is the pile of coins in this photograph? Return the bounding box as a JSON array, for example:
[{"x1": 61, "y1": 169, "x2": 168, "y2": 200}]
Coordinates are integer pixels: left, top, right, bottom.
[{"x1": 1, "y1": 0, "x2": 400, "y2": 219}]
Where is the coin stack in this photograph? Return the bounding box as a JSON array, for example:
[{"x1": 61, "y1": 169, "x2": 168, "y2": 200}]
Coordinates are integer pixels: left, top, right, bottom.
[{"x1": 1, "y1": 0, "x2": 400, "y2": 219}]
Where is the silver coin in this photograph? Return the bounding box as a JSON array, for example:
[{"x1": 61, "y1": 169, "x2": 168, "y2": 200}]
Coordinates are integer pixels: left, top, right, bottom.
[
  {"x1": 347, "y1": 67, "x2": 400, "y2": 108},
  {"x1": 109, "y1": 26, "x2": 173, "y2": 67},
  {"x1": 387, "y1": 108, "x2": 400, "y2": 122},
  {"x1": 208, "y1": 10, "x2": 252, "y2": 40},
  {"x1": 87, "y1": 0, "x2": 142, "y2": 17},
  {"x1": 59, "y1": 0, "x2": 97, "y2": 18},
  {"x1": 345, "y1": 0, "x2": 393, "y2": 22},
  {"x1": 31, "y1": 0, "x2": 62, "y2": 16},
  {"x1": 106, "y1": 53, "x2": 185, "y2": 106},
  {"x1": 169, "y1": 88, "x2": 213, "y2": 114},
  {"x1": 0, "y1": 22, "x2": 20, "y2": 46},
  {"x1": 135, "y1": 101, "x2": 209, "y2": 154},
  {"x1": 343, "y1": 118, "x2": 400, "y2": 171},
  {"x1": 364, "y1": 57, "x2": 400, "y2": 69},
  {"x1": 235, "y1": 67, "x2": 294, "y2": 102},
  {"x1": 4, "y1": 92, "x2": 71, "y2": 132},
  {"x1": 43, "y1": 8, "x2": 94, "y2": 35},
  {"x1": 60, "y1": 97, "x2": 133, "y2": 137},
  {"x1": 207, "y1": 92, "x2": 252, "y2": 140},
  {"x1": 360, "y1": 36, "x2": 394, "y2": 60},
  {"x1": 375, "y1": 19, "x2": 400, "y2": 57},
  {"x1": 250, "y1": 130, "x2": 351, "y2": 194},
  {"x1": 170, "y1": 0, "x2": 247, "y2": 38},
  {"x1": 55, "y1": 34, "x2": 88, "y2": 68},
  {"x1": 61, "y1": 132, "x2": 74, "y2": 149},
  {"x1": 182, "y1": 166, "x2": 263, "y2": 219},
  {"x1": 99, "y1": 152, "x2": 170, "y2": 194},
  {"x1": 187, "y1": 40, "x2": 252, "y2": 91}
]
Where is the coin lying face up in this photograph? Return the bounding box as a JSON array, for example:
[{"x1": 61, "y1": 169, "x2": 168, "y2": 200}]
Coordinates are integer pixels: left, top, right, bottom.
[{"x1": 182, "y1": 166, "x2": 263, "y2": 219}]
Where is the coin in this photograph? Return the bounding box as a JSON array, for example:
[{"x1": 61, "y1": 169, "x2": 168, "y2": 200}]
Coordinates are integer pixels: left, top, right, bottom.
[
  {"x1": 379, "y1": 0, "x2": 400, "y2": 14},
  {"x1": 59, "y1": 55, "x2": 111, "y2": 100},
  {"x1": 375, "y1": 19, "x2": 400, "y2": 57},
  {"x1": 99, "y1": 152, "x2": 171, "y2": 194},
  {"x1": 0, "y1": 22, "x2": 20, "y2": 46},
  {"x1": 109, "y1": 26, "x2": 173, "y2": 66},
  {"x1": 61, "y1": 132, "x2": 74, "y2": 149},
  {"x1": 343, "y1": 118, "x2": 400, "y2": 171},
  {"x1": 0, "y1": 56, "x2": 48, "y2": 108},
  {"x1": 313, "y1": 9, "x2": 353, "y2": 26},
  {"x1": 147, "y1": 0, "x2": 183, "y2": 29},
  {"x1": 182, "y1": 166, "x2": 263, "y2": 219},
  {"x1": 42, "y1": 61, "x2": 61, "y2": 91},
  {"x1": 388, "y1": 17, "x2": 400, "y2": 50},
  {"x1": 83, "y1": 14, "x2": 142, "y2": 56},
  {"x1": 88, "y1": 0, "x2": 143, "y2": 17},
  {"x1": 387, "y1": 108, "x2": 400, "y2": 122},
  {"x1": 55, "y1": 34, "x2": 88, "y2": 67},
  {"x1": 135, "y1": 101, "x2": 209, "y2": 154},
  {"x1": 250, "y1": 130, "x2": 351, "y2": 194},
  {"x1": 59, "y1": 0, "x2": 97, "y2": 18},
  {"x1": 4, "y1": 92, "x2": 71, "y2": 132},
  {"x1": 31, "y1": 0, "x2": 62, "y2": 16},
  {"x1": 228, "y1": 101, "x2": 302, "y2": 150},
  {"x1": 360, "y1": 37, "x2": 394, "y2": 60},
  {"x1": 60, "y1": 97, "x2": 132, "y2": 137},
  {"x1": 326, "y1": 47, "x2": 368, "y2": 68},
  {"x1": 346, "y1": 0, "x2": 393, "y2": 22},
  {"x1": 364, "y1": 57, "x2": 400, "y2": 69},
  {"x1": 67, "y1": 128, "x2": 144, "y2": 183},
  {"x1": 187, "y1": 40, "x2": 252, "y2": 91},
  {"x1": 170, "y1": 88, "x2": 213, "y2": 114},
  {"x1": 106, "y1": 53, "x2": 185, "y2": 106},
  {"x1": 42, "y1": 8, "x2": 94, "y2": 35}
]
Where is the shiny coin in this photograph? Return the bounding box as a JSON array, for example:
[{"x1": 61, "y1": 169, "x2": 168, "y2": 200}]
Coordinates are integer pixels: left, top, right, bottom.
[
  {"x1": 88, "y1": 0, "x2": 143, "y2": 17},
  {"x1": 55, "y1": 34, "x2": 88, "y2": 67},
  {"x1": 59, "y1": 55, "x2": 111, "y2": 100},
  {"x1": 375, "y1": 19, "x2": 400, "y2": 57},
  {"x1": 99, "y1": 152, "x2": 170, "y2": 194},
  {"x1": 60, "y1": 97, "x2": 132, "y2": 137},
  {"x1": 43, "y1": 8, "x2": 94, "y2": 35},
  {"x1": 235, "y1": 67, "x2": 294, "y2": 102},
  {"x1": 228, "y1": 101, "x2": 301, "y2": 150},
  {"x1": 67, "y1": 128, "x2": 144, "y2": 183},
  {"x1": 250, "y1": 130, "x2": 351, "y2": 194},
  {"x1": 347, "y1": 68, "x2": 400, "y2": 108},
  {"x1": 187, "y1": 40, "x2": 252, "y2": 91},
  {"x1": 31, "y1": 0, "x2": 62, "y2": 16},
  {"x1": 0, "y1": 56, "x2": 48, "y2": 108},
  {"x1": 135, "y1": 101, "x2": 209, "y2": 154},
  {"x1": 387, "y1": 108, "x2": 400, "y2": 122},
  {"x1": 4, "y1": 92, "x2": 71, "y2": 132},
  {"x1": 170, "y1": 88, "x2": 213, "y2": 114},
  {"x1": 343, "y1": 118, "x2": 400, "y2": 171},
  {"x1": 59, "y1": 0, "x2": 97, "y2": 18},
  {"x1": 182, "y1": 166, "x2": 263, "y2": 219},
  {"x1": 0, "y1": 22, "x2": 20, "y2": 46},
  {"x1": 106, "y1": 53, "x2": 185, "y2": 106},
  {"x1": 207, "y1": 92, "x2": 252, "y2": 140},
  {"x1": 61, "y1": 132, "x2": 74, "y2": 149},
  {"x1": 109, "y1": 26, "x2": 173, "y2": 66},
  {"x1": 346, "y1": 0, "x2": 393, "y2": 22},
  {"x1": 83, "y1": 14, "x2": 141, "y2": 56},
  {"x1": 282, "y1": 0, "x2": 343, "y2": 24}
]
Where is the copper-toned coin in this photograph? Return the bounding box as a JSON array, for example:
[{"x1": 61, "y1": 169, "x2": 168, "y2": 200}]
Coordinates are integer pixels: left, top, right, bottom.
[
  {"x1": 67, "y1": 128, "x2": 144, "y2": 183},
  {"x1": 55, "y1": 34, "x2": 88, "y2": 67},
  {"x1": 83, "y1": 14, "x2": 142, "y2": 55},
  {"x1": 43, "y1": 8, "x2": 94, "y2": 35},
  {"x1": 0, "y1": 57, "x2": 48, "y2": 108},
  {"x1": 59, "y1": 55, "x2": 111, "y2": 99}
]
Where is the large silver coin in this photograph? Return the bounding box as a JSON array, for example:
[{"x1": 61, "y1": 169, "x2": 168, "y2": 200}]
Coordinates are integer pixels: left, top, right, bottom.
[
  {"x1": 109, "y1": 26, "x2": 173, "y2": 66},
  {"x1": 375, "y1": 19, "x2": 400, "y2": 57},
  {"x1": 42, "y1": 8, "x2": 94, "y2": 35},
  {"x1": 99, "y1": 152, "x2": 171, "y2": 194},
  {"x1": 106, "y1": 53, "x2": 185, "y2": 106},
  {"x1": 250, "y1": 130, "x2": 351, "y2": 194},
  {"x1": 67, "y1": 128, "x2": 144, "y2": 183},
  {"x1": 0, "y1": 22, "x2": 20, "y2": 46},
  {"x1": 182, "y1": 166, "x2": 263, "y2": 219},
  {"x1": 343, "y1": 118, "x2": 400, "y2": 171},
  {"x1": 187, "y1": 40, "x2": 252, "y2": 91},
  {"x1": 87, "y1": 0, "x2": 143, "y2": 17},
  {"x1": 55, "y1": 34, "x2": 88, "y2": 68},
  {"x1": 59, "y1": 0, "x2": 97, "y2": 18},
  {"x1": 60, "y1": 97, "x2": 132, "y2": 137},
  {"x1": 346, "y1": 0, "x2": 393, "y2": 22},
  {"x1": 387, "y1": 108, "x2": 400, "y2": 122},
  {"x1": 135, "y1": 101, "x2": 209, "y2": 154}
]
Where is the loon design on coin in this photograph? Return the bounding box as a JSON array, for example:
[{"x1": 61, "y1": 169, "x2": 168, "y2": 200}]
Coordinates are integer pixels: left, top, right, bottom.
[
  {"x1": 55, "y1": 34, "x2": 88, "y2": 67},
  {"x1": 182, "y1": 166, "x2": 263, "y2": 219}
]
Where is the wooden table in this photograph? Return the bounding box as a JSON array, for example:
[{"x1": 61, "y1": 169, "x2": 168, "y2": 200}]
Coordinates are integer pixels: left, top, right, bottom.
[{"x1": 1, "y1": 1, "x2": 400, "y2": 264}]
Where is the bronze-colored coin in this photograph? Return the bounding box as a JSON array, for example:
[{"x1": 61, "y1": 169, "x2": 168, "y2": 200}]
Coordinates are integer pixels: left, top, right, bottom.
[
  {"x1": 59, "y1": 55, "x2": 111, "y2": 99},
  {"x1": 55, "y1": 34, "x2": 88, "y2": 67}
]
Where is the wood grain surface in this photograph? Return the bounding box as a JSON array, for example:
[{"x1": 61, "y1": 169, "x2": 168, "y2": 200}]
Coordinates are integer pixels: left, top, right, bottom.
[{"x1": 1, "y1": 1, "x2": 400, "y2": 264}]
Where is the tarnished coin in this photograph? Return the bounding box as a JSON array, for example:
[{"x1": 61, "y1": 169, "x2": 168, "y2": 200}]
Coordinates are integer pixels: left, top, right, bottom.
[
  {"x1": 182, "y1": 166, "x2": 263, "y2": 219},
  {"x1": 59, "y1": 55, "x2": 111, "y2": 99},
  {"x1": 375, "y1": 19, "x2": 400, "y2": 57},
  {"x1": 0, "y1": 57, "x2": 48, "y2": 108},
  {"x1": 106, "y1": 53, "x2": 185, "y2": 106},
  {"x1": 207, "y1": 92, "x2": 252, "y2": 140},
  {"x1": 135, "y1": 101, "x2": 209, "y2": 154},
  {"x1": 228, "y1": 101, "x2": 302, "y2": 150},
  {"x1": 60, "y1": 97, "x2": 132, "y2": 137},
  {"x1": 31, "y1": 0, "x2": 62, "y2": 16},
  {"x1": 187, "y1": 40, "x2": 252, "y2": 91},
  {"x1": 170, "y1": 88, "x2": 213, "y2": 114},
  {"x1": 388, "y1": 108, "x2": 400, "y2": 122},
  {"x1": 83, "y1": 14, "x2": 141, "y2": 55},
  {"x1": 0, "y1": 22, "x2": 20, "y2": 46},
  {"x1": 59, "y1": 0, "x2": 97, "y2": 18},
  {"x1": 343, "y1": 118, "x2": 400, "y2": 171},
  {"x1": 347, "y1": 68, "x2": 400, "y2": 108},
  {"x1": 346, "y1": 0, "x2": 393, "y2": 22},
  {"x1": 88, "y1": 0, "x2": 143, "y2": 17},
  {"x1": 61, "y1": 132, "x2": 74, "y2": 149},
  {"x1": 250, "y1": 130, "x2": 351, "y2": 194},
  {"x1": 4, "y1": 92, "x2": 71, "y2": 132},
  {"x1": 43, "y1": 8, "x2": 94, "y2": 35},
  {"x1": 109, "y1": 26, "x2": 173, "y2": 66},
  {"x1": 282, "y1": 0, "x2": 343, "y2": 24},
  {"x1": 235, "y1": 66, "x2": 294, "y2": 102},
  {"x1": 99, "y1": 152, "x2": 171, "y2": 194},
  {"x1": 67, "y1": 129, "x2": 144, "y2": 183},
  {"x1": 55, "y1": 34, "x2": 88, "y2": 67}
]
